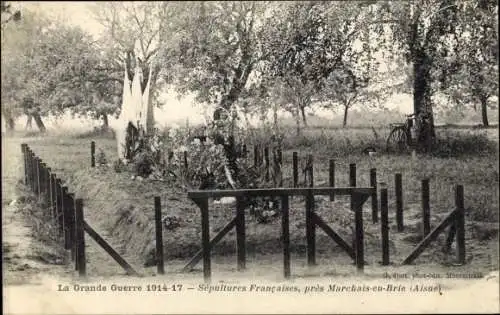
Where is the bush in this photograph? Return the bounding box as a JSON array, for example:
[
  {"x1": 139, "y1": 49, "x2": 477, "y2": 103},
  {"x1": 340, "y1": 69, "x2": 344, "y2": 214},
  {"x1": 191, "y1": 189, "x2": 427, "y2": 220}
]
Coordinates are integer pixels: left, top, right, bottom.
[{"x1": 431, "y1": 131, "x2": 498, "y2": 158}]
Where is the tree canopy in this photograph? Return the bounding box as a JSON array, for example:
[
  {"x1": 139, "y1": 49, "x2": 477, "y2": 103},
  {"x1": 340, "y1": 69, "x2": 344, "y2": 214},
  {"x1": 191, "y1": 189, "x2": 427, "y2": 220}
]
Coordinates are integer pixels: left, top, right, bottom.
[{"x1": 1, "y1": 1, "x2": 497, "y2": 136}]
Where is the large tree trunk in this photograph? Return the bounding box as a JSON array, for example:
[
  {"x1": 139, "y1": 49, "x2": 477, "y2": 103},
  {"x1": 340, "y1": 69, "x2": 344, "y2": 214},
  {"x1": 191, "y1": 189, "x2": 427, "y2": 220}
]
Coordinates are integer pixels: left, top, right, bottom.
[
  {"x1": 413, "y1": 50, "x2": 435, "y2": 152},
  {"x1": 214, "y1": 48, "x2": 254, "y2": 122},
  {"x1": 480, "y1": 95, "x2": 489, "y2": 127},
  {"x1": 300, "y1": 106, "x2": 308, "y2": 127},
  {"x1": 32, "y1": 113, "x2": 46, "y2": 133},
  {"x1": 343, "y1": 105, "x2": 349, "y2": 128}
]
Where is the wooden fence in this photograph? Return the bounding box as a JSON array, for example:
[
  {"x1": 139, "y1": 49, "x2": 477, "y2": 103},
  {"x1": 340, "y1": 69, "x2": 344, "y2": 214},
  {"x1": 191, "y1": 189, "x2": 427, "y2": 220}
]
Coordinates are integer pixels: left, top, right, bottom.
[
  {"x1": 86, "y1": 141, "x2": 467, "y2": 279},
  {"x1": 150, "y1": 143, "x2": 467, "y2": 280},
  {"x1": 22, "y1": 143, "x2": 139, "y2": 278},
  {"x1": 184, "y1": 187, "x2": 374, "y2": 281}
]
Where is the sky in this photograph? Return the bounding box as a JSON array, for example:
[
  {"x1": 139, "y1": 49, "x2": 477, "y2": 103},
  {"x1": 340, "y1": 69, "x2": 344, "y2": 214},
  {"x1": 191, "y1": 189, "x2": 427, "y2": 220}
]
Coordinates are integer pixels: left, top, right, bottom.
[{"x1": 12, "y1": 1, "x2": 415, "y2": 128}]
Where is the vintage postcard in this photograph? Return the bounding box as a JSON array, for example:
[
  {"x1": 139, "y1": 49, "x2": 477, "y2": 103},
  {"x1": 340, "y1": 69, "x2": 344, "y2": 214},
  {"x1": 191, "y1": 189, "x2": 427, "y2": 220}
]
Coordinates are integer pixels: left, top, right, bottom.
[{"x1": 2, "y1": 1, "x2": 499, "y2": 314}]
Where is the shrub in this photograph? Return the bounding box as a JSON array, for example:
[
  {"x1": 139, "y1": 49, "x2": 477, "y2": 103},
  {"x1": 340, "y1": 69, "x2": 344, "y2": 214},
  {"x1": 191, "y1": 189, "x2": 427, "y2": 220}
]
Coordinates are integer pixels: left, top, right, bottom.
[{"x1": 431, "y1": 131, "x2": 498, "y2": 158}]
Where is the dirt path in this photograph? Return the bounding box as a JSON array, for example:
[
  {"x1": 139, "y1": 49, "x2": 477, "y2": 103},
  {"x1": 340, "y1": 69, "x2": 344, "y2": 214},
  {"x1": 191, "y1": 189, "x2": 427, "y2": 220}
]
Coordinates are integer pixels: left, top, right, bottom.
[{"x1": 2, "y1": 136, "x2": 71, "y2": 285}]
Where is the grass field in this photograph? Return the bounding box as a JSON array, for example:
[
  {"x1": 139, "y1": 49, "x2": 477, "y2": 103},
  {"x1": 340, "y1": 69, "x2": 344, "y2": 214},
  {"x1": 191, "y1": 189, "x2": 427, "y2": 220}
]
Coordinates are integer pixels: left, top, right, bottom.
[{"x1": 11, "y1": 121, "x2": 498, "y2": 279}]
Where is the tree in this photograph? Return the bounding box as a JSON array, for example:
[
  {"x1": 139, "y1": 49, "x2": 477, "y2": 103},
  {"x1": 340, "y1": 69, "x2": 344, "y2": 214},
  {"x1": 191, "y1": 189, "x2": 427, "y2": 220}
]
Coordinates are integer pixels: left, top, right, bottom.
[
  {"x1": 160, "y1": 1, "x2": 274, "y2": 122},
  {"x1": 376, "y1": 0, "x2": 468, "y2": 150},
  {"x1": 321, "y1": 65, "x2": 373, "y2": 128},
  {"x1": 441, "y1": 0, "x2": 498, "y2": 126},
  {"x1": 35, "y1": 24, "x2": 122, "y2": 123},
  {"x1": 2, "y1": 7, "x2": 124, "y2": 132},
  {"x1": 1, "y1": 1, "x2": 22, "y2": 132},
  {"x1": 320, "y1": 62, "x2": 404, "y2": 127},
  {"x1": 1, "y1": 7, "x2": 48, "y2": 132},
  {"x1": 264, "y1": 1, "x2": 372, "y2": 129},
  {"x1": 91, "y1": 2, "x2": 181, "y2": 133}
]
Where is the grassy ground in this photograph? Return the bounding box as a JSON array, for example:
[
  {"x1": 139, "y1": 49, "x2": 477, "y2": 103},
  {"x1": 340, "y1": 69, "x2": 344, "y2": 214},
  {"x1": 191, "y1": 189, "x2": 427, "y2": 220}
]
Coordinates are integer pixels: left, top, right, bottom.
[{"x1": 13, "y1": 123, "x2": 498, "y2": 279}]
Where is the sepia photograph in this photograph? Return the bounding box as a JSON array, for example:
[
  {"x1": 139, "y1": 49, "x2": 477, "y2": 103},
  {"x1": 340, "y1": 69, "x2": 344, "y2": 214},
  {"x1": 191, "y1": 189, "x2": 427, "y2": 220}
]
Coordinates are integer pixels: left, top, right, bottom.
[{"x1": 2, "y1": 1, "x2": 499, "y2": 314}]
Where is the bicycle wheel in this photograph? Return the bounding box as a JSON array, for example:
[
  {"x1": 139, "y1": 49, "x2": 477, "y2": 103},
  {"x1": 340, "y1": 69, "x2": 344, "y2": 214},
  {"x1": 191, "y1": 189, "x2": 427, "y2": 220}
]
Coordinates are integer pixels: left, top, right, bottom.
[{"x1": 386, "y1": 127, "x2": 410, "y2": 153}]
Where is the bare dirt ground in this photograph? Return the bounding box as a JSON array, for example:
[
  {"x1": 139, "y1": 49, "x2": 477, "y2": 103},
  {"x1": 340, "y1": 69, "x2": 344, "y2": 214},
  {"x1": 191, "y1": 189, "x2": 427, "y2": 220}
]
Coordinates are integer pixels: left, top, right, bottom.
[{"x1": 2, "y1": 134, "x2": 500, "y2": 314}]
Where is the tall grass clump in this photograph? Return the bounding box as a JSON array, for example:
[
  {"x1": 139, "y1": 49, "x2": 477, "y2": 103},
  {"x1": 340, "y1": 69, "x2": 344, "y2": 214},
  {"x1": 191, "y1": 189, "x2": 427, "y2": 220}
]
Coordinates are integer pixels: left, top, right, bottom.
[
  {"x1": 73, "y1": 126, "x2": 116, "y2": 139},
  {"x1": 431, "y1": 130, "x2": 498, "y2": 158},
  {"x1": 279, "y1": 126, "x2": 388, "y2": 157}
]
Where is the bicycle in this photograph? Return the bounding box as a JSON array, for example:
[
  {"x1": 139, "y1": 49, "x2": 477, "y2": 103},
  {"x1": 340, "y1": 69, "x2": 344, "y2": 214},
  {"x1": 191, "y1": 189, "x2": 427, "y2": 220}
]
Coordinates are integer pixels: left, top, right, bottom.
[{"x1": 386, "y1": 114, "x2": 416, "y2": 153}]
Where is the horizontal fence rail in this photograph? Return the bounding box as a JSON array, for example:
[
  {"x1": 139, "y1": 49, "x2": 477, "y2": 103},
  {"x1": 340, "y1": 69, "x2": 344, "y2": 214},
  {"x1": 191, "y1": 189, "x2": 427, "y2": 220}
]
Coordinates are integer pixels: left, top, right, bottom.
[{"x1": 188, "y1": 187, "x2": 375, "y2": 199}]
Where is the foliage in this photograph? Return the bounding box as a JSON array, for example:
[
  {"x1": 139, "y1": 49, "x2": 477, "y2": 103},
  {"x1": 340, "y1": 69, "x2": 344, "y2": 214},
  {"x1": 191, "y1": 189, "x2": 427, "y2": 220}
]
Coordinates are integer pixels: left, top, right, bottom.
[
  {"x1": 158, "y1": 1, "x2": 276, "y2": 118},
  {"x1": 430, "y1": 131, "x2": 498, "y2": 158},
  {"x1": 263, "y1": 2, "x2": 368, "y2": 127},
  {"x1": 1, "y1": 8, "x2": 121, "y2": 123},
  {"x1": 373, "y1": 0, "x2": 478, "y2": 147},
  {"x1": 90, "y1": 2, "x2": 182, "y2": 120},
  {"x1": 439, "y1": 0, "x2": 498, "y2": 125}
]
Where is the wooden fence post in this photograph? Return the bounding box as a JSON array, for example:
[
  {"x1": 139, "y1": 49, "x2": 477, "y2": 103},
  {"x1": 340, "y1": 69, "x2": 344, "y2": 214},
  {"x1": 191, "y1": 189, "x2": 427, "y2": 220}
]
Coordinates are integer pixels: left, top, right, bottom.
[
  {"x1": 154, "y1": 197, "x2": 165, "y2": 275},
  {"x1": 395, "y1": 173, "x2": 404, "y2": 232},
  {"x1": 36, "y1": 157, "x2": 42, "y2": 196},
  {"x1": 253, "y1": 145, "x2": 259, "y2": 167},
  {"x1": 236, "y1": 197, "x2": 246, "y2": 271},
  {"x1": 45, "y1": 167, "x2": 52, "y2": 210},
  {"x1": 50, "y1": 174, "x2": 57, "y2": 227},
  {"x1": 353, "y1": 192, "x2": 364, "y2": 272},
  {"x1": 349, "y1": 163, "x2": 356, "y2": 212},
  {"x1": 349, "y1": 163, "x2": 356, "y2": 187},
  {"x1": 29, "y1": 152, "x2": 35, "y2": 192},
  {"x1": 25, "y1": 147, "x2": 31, "y2": 187},
  {"x1": 277, "y1": 147, "x2": 283, "y2": 187},
  {"x1": 305, "y1": 190, "x2": 316, "y2": 266},
  {"x1": 56, "y1": 179, "x2": 64, "y2": 238},
  {"x1": 30, "y1": 151, "x2": 35, "y2": 191},
  {"x1": 90, "y1": 141, "x2": 96, "y2": 167},
  {"x1": 21, "y1": 144, "x2": 28, "y2": 185},
  {"x1": 380, "y1": 186, "x2": 390, "y2": 265},
  {"x1": 421, "y1": 179, "x2": 431, "y2": 237},
  {"x1": 307, "y1": 154, "x2": 314, "y2": 187},
  {"x1": 66, "y1": 193, "x2": 76, "y2": 262},
  {"x1": 32, "y1": 155, "x2": 39, "y2": 194},
  {"x1": 39, "y1": 161, "x2": 47, "y2": 195},
  {"x1": 455, "y1": 185, "x2": 465, "y2": 264},
  {"x1": 61, "y1": 186, "x2": 70, "y2": 250},
  {"x1": 329, "y1": 159, "x2": 335, "y2": 201},
  {"x1": 264, "y1": 147, "x2": 269, "y2": 181},
  {"x1": 75, "y1": 198, "x2": 86, "y2": 277},
  {"x1": 36, "y1": 159, "x2": 43, "y2": 195},
  {"x1": 199, "y1": 198, "x2": 211, "y2": 282},
  {"x1": 281, "y1": 195, "x2": 291, "y2": 278},
  {"x1": 370, "y1": 168, "x2": 378, "y2": 223},
  {"x1": 292, "y1": 152, "x2": 298, "y2": 188}
]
